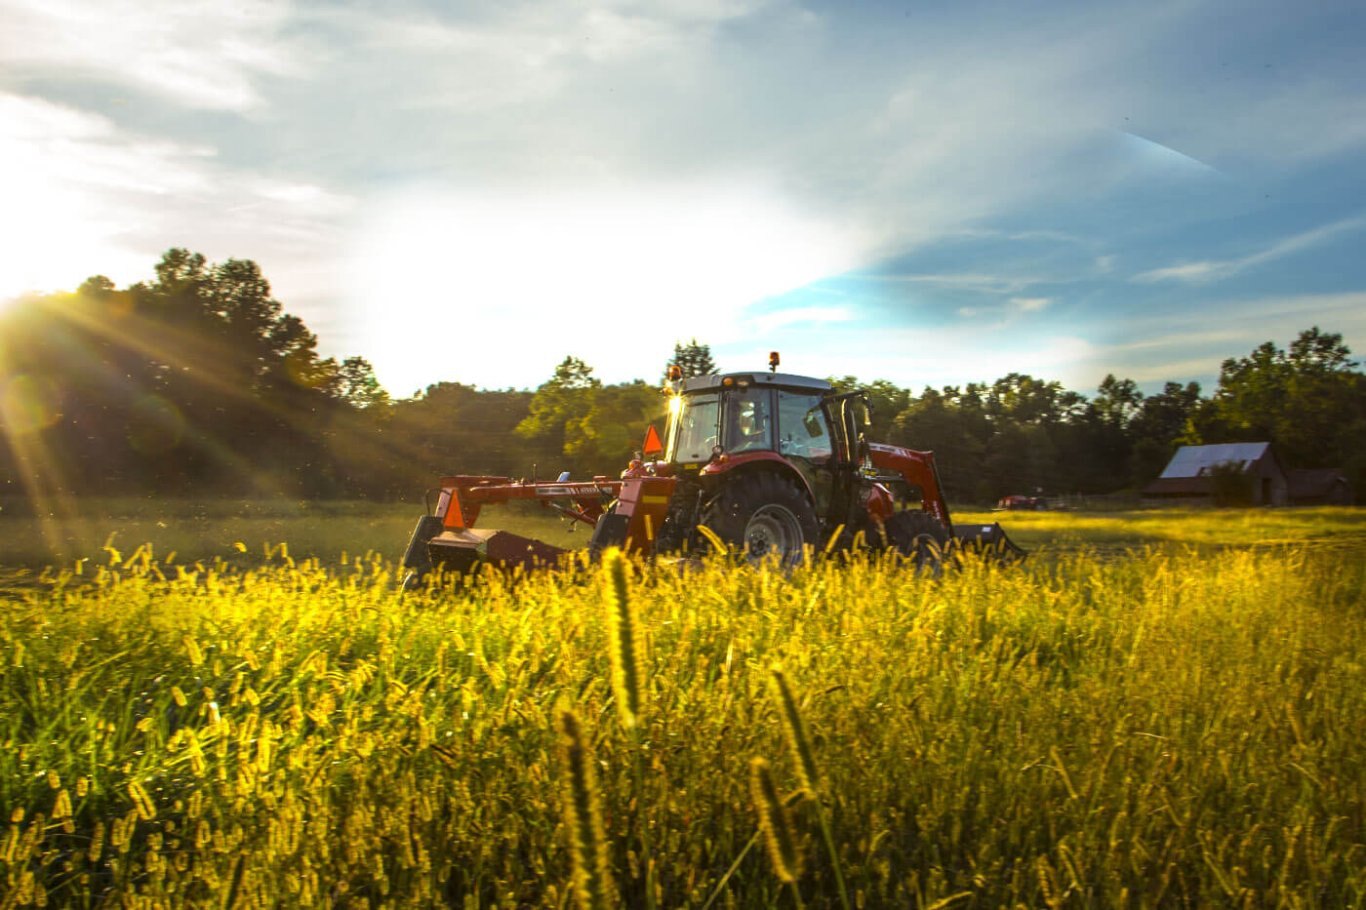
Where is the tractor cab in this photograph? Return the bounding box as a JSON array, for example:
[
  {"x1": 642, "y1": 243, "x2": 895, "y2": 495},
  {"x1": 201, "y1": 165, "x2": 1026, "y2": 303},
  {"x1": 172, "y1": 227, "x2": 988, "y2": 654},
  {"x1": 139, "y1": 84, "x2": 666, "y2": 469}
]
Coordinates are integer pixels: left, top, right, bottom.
[
  {"x1": 663, "y1": 372, "x2": 842, "y2": 460},
  {"x1": 660, "y1": 369, "x2": 874, "y2": 528}
]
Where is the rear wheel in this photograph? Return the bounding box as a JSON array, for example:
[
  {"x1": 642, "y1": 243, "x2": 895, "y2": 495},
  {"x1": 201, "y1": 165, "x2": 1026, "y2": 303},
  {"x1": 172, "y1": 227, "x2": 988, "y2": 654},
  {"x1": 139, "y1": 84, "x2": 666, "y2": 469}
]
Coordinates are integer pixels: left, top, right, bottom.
[
  {"x1": 701, "y1": 473, "x2": 818, "y2": 564},
  {"x1": 883, "y1": 510, "x2": 951, "y2": 575}
]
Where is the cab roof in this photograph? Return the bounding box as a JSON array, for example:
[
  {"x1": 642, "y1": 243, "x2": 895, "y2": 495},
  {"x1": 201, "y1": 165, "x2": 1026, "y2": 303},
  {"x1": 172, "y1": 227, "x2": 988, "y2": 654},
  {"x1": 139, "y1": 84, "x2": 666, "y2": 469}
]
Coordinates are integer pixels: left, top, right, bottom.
[{"x1": 674, "y1": 372, "x2": 834, "y2": 395}]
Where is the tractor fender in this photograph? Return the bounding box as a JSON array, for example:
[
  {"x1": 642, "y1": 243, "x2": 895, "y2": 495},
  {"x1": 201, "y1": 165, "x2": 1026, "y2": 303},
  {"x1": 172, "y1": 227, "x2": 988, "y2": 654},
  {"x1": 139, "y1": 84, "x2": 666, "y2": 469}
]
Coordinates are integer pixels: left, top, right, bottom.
[{"x1": 700, "y1": 452, "x2": 817, "y2": 508}]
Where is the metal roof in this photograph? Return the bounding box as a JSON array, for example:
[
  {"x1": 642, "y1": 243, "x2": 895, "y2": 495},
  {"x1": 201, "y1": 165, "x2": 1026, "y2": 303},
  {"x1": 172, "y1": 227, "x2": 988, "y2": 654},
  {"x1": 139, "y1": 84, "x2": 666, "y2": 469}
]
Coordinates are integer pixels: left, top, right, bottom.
[
  {"x1": 676, "y1": 372, "x2": 833, "y2": 394},
  {"x1": 1159, "y1": 442, "x2": 1272, "y2": 479}
]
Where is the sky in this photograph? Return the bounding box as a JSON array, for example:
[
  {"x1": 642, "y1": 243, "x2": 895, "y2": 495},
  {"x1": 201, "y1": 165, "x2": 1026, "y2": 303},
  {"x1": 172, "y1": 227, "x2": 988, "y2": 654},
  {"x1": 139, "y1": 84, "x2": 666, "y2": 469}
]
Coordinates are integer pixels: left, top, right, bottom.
[{"x1": 2, "y1": 0, "x2": 1364, "y2": 398}]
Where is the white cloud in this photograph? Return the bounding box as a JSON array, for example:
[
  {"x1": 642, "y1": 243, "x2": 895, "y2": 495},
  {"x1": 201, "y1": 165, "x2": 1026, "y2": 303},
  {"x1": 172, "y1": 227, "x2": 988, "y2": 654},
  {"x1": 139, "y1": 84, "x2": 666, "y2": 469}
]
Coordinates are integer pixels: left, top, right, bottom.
[
  {"x1": 1010, "y1": 297, "x2": 1052, "y2": 313},
  {"x1": 748, "y1": 306, "x2": 852, "y2": 334},
  {"x1": 1134, "y1": 216, "x2": 1366, "y2": 284},
  {"x1": 877, "y1": 272, "x2": 1048, "y2": 295},
  {"x1": 801, "y1": 290, "x2": 1366, "y2": 393},
  {"x1": 1133, "y1": 261, "x2": 1224, "y2": 283},
  {"x1": 0, "y1": 0, "x2": 302, "y2": 111},
  {"x1": 1079, "y1": 292, "x2": 1366, "y2": 383},
  {"x1": 342, "y1": 184, "x2": 864, "y2": 394},
  {"x1": 0, "y1": 93, "x2": 353, "y2": 307},
  {"x1": 759, "y1": 322, "x2": 1106, "y2": 392}
]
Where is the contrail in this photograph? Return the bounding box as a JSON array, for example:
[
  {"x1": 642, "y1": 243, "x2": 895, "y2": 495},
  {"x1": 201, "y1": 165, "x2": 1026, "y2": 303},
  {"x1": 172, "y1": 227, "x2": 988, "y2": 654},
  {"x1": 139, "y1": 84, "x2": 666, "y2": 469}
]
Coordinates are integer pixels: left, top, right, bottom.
[{"x1": 1121, "y1": 131, "x2": 1223, "y2": 177}]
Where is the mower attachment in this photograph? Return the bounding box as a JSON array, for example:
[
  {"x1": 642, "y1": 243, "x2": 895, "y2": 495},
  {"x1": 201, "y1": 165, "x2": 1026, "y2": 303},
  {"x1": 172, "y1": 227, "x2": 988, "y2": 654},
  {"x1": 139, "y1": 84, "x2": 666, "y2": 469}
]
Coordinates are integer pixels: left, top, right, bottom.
[
  {"x1": 427, "y1": 528, "x2": 565, "y2": 574},
  {"x1": 401, "y1": 514, "x2": 567, "y2": 584},
  {"x1": 953, "y1": 522, "x2": 1027, "y2": 563}
]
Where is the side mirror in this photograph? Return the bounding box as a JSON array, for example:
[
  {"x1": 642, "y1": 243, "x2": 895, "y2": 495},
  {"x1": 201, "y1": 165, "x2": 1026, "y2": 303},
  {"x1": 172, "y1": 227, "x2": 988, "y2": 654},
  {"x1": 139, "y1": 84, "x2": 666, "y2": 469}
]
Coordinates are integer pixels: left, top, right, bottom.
[{"x1": 642, "y1": 424, "x2": 664, "y2": 458}]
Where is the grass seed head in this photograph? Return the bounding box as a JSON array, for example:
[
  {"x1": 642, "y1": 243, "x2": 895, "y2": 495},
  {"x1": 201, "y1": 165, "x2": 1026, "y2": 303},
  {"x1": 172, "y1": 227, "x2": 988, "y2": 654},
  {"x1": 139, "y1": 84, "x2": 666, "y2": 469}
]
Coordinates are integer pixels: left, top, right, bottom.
[
  {"x1": 557, "y1": 708, "x2": 613, "y2": 910},
  {"x1": 601, "y1": 548, "x2": 644, "y2": 729},
  {"x1": 750, "y1": 757, "x2": 802, "y2": 883},
  {"x1": 771, "y1": 669, "x2": 820, "y2": 795}
]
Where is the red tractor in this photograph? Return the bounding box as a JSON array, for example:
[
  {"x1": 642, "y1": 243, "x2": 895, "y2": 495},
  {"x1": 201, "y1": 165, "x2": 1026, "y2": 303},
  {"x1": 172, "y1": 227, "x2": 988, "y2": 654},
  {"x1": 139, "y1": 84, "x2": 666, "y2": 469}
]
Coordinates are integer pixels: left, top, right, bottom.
[{"x1": 401, "y1": 355, "x2": 1022, "y2": 583}]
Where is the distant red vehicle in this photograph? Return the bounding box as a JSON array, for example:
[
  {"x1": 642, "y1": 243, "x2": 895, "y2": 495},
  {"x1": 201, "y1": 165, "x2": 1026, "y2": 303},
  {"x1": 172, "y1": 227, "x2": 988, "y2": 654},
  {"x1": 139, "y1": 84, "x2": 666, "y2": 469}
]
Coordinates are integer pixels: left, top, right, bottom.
[{"x1": 996, "y1": 494, "x2": 1050, "y2": 511}]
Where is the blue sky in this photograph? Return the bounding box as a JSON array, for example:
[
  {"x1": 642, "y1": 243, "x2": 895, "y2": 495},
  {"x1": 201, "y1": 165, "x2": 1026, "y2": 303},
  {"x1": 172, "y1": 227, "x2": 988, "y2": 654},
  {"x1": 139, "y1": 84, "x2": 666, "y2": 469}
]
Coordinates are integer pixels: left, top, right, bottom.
[{"x1": 2, "y1": 0, "x2": 1363, "y2": 397}]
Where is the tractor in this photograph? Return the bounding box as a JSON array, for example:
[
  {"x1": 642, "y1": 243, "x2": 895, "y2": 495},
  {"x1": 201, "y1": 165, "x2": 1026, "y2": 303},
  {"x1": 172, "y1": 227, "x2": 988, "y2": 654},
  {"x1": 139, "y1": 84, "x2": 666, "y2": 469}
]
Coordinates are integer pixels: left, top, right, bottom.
[{"x1": 401, "y1": 353, "x2": 1022, "y2": 583}]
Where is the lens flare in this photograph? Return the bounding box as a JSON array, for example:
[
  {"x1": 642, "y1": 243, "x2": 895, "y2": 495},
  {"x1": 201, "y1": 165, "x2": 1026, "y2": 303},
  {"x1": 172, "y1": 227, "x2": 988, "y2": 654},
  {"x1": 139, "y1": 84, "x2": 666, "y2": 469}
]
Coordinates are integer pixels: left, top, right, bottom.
[
  {"x1": 1, "y1": 374, "x2": 62, "y2": 434},
  {"x1": 127, "y1": 395, "x2": 185, "y2": 454}
]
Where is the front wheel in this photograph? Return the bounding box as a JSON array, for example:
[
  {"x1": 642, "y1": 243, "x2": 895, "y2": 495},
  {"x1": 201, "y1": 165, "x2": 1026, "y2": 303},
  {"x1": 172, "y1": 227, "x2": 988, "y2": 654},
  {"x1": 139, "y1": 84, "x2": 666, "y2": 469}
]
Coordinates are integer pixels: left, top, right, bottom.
[{"x1": 701, "y1": 473, "x2": 818, "y2": 565}]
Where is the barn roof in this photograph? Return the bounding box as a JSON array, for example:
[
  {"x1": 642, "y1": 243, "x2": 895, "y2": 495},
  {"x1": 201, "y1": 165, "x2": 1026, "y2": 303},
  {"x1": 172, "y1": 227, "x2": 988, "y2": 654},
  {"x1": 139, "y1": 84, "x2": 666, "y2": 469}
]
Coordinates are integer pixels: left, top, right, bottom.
[{"x1": 1159, "y1": 443, "x2": 1272, "y2": 479}]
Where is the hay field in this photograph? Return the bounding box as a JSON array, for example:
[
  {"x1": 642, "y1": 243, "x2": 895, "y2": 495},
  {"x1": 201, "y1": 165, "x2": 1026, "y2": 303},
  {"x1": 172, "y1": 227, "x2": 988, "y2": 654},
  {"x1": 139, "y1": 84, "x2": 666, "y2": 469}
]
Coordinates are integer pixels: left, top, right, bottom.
[{"x1": 0, "y1": 509, "x2": 1362, "y2": 907}]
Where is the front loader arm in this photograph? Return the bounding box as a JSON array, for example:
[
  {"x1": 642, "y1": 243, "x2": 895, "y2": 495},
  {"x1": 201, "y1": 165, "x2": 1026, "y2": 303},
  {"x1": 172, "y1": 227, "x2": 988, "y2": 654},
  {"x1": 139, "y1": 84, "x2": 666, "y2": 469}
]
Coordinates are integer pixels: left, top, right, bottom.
[
  {"x1": 866, "y1": 443, "x2": 954, "y2": 532},
  {"x1": 865, "y1": 443, "x2": 1026, "y2": 562}
]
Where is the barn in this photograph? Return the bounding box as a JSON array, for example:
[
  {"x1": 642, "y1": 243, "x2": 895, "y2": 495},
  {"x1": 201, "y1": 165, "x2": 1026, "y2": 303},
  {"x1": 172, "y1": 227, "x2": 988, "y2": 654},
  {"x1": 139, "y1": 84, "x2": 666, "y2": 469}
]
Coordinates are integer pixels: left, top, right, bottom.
[
  {"x1": 1142, "y1": 442, "x2": 1289, "y2": 506},
  {"x1": 1287, "y1": 468, "x2": 1355, "y2": 505}
]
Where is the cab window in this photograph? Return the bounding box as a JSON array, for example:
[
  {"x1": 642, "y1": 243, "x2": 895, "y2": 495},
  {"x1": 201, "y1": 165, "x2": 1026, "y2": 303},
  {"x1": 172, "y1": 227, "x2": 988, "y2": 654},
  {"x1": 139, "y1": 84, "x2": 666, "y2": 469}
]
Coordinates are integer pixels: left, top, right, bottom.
[{"x1": 777, "y1": 391, "x2": 832, "y2": 463}]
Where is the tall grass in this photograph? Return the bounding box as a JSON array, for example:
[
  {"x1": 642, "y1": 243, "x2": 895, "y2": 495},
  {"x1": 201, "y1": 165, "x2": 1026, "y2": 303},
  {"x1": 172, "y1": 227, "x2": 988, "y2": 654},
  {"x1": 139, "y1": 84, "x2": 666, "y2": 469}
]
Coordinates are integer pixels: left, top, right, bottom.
[
  {"x1": 0, "y1": 528, "x2": 1362, "y2": 906},
  {"x1": 0, "y1": 497, "x2": 584, "y2": 569}
]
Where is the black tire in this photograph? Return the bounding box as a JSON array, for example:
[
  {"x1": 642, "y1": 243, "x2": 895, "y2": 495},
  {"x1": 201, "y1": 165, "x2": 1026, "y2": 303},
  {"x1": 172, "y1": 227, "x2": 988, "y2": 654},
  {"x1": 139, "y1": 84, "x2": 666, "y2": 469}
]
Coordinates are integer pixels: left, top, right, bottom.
[
  {"x1": 588, "y1": 503, "x2": 629, "y2": 560},
  {"x1": 883, "y1": 510, "x2": 951, "y2": 575},
  {"x1": 701, "y1": 472, "x2": 818, "y2": 564}
]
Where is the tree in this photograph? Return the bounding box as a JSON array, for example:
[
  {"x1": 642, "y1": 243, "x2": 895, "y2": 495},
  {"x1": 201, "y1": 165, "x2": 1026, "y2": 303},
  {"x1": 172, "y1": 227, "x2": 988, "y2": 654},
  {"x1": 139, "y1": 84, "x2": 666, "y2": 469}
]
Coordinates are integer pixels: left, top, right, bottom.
[
  {"x1": 667, "y1": 339, "x2": 717, "y2": 380},
  {"x1": 564, "y1": 381, "x2": 666, "y2": 467},
  {"x1": 1060, "y1": 374, "x2": 1144, "y2": 492},
  {"x1": 1092, "y1": 374, "x2": 1143, "y2": 428},
  {"x1": 890, "y1": 388, "x2": 988, "y2": 500},
  {"x1": 829, "y1": 377, "x2": 911, "y2": 442},
  {"x1": 984, "y1": 373, "x2": 1083, "y2": 426},
  {"x1": 1128, "y1": 381, "x2": 1203, "y2": 484},
  {"x1": 0, "y1": 250, "x2": 393, "y2": 500},
  {"x1": 516, "y1": 357, "x2": 604, "y2": 470},
  {"x1": 1195, "y1": 327, "x2": 1365, "y2": 471},
  {"x1": 334, "y1": 357, "x2": 390, "y2": 410}
]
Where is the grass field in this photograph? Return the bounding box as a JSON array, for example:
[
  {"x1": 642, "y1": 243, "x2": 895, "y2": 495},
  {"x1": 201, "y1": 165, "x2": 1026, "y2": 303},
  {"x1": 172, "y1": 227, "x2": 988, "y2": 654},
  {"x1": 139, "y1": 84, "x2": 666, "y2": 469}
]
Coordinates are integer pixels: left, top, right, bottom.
[
  {"x1": 0, "y1": 507, "x2": 1363, "y2": 907},
  {"x1": 3, "y1": 498, "x2": 1364, "y2": 570},
  {"x1": 0, "y1": 499, "x2": 584, "y2": 577}
]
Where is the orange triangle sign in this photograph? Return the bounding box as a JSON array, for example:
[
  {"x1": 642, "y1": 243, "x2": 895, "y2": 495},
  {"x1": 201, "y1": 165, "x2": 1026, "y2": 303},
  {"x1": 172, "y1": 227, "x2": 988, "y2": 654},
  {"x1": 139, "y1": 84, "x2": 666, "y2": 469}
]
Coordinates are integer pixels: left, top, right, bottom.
[{"x1": 642, "y1": 424, "x2": 664, "y2": 457}]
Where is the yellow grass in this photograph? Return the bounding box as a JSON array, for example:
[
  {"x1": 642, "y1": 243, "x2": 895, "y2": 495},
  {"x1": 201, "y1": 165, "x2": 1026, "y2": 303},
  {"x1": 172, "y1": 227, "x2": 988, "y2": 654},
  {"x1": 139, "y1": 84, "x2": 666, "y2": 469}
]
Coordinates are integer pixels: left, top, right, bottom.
[{"x1": 0, "y1": 509, "x2": 1362, "y2": 906}]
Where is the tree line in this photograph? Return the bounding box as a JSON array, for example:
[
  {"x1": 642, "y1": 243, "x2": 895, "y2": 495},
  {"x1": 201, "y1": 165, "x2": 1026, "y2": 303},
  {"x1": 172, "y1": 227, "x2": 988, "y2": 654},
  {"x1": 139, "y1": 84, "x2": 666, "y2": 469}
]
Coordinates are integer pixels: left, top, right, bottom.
[{"x1": 1, "y1": 250, "x2": 1362, "y2": 506}]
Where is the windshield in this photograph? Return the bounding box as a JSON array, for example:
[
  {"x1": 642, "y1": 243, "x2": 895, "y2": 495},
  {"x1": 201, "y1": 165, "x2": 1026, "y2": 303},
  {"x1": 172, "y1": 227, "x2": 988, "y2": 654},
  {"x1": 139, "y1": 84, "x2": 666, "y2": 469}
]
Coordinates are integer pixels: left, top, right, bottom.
[
  {"x1": 666, "y1": 392, "x2": 721, "y2": 463},
  {"x1": 723, "y1": 387, "x2": 774, "y2": 453}
]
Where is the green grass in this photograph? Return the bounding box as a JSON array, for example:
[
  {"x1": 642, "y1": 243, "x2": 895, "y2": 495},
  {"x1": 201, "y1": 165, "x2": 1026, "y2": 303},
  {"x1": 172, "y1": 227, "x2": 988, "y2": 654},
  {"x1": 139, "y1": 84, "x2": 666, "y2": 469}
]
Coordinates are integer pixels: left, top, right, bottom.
[
  {"x1": 0, "y1": 498, "x2": 586, "y2": 572},
  {"x1": 4, "y1": 498, "x2": 1361, "y2": 571},
  {"x1": 957, "y1": 506, "x2": 1366, "y2": 556},
  {"x1": 0, "y1": 509, "x2": 1362, "y2": 907}
]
